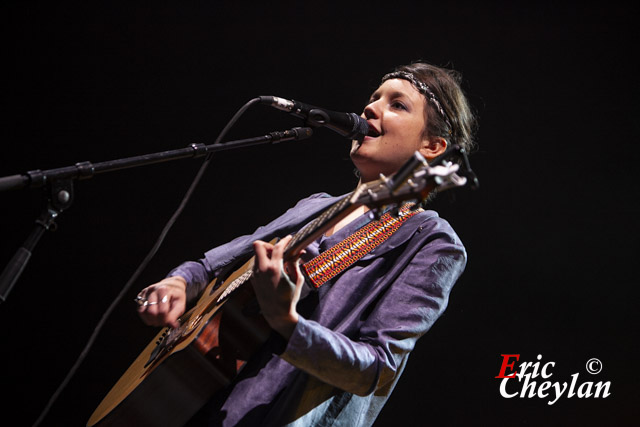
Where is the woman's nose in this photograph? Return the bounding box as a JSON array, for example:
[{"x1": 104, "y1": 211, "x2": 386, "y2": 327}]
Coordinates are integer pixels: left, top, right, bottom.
[{"x1": 363, "y1": 101, "x2": 379, "y2": 120}]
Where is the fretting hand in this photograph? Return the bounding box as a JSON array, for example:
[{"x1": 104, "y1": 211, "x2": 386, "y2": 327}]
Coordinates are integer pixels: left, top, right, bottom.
[{"x1": 251, "y1": 235, "x2": 305, "y2": 339}]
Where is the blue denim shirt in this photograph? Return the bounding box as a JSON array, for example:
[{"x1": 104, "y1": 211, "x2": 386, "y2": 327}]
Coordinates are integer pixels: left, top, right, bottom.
[{"x1": 170, "y1": 193, "x2": 467, "y2": 426}]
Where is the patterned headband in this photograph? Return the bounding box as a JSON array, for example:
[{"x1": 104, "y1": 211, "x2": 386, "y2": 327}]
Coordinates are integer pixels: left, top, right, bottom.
[{"x1": 382, "y1": 71, "x2": 453, "y2": 135}]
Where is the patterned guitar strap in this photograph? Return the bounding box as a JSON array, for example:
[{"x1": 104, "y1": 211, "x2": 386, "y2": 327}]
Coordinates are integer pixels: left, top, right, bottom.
[{"x1": 302, "y1": 203, "x2": 423, "y2": 288}]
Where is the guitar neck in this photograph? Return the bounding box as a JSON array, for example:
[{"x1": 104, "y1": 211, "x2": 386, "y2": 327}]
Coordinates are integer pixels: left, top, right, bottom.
[
  {"x1": 281, "y1": 148, "x2": 472, "y2": 260},
  {"x1": 283, "y1": 186, "x2": 366, "y2": 259}
]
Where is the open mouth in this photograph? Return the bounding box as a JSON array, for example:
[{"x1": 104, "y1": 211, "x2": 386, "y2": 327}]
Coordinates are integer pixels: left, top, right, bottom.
[{"x1": 367, "y1": 123, "x2": 381, "y2": 137}]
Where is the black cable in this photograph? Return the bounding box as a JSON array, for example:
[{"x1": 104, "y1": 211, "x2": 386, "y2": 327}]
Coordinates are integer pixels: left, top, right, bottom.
[{"x1": 32, "y1": 97, "x2": 262, "y2": 427}]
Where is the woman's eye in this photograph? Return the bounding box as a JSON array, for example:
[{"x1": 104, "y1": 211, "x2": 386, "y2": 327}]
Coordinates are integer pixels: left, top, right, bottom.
[{"x1": 392, "y1": 101, "x2": 407, "y2": 110}]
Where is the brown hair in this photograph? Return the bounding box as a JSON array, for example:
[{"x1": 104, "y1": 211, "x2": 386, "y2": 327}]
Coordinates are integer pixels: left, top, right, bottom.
[{"x1": 391, "y1": 62, "x2": 477, "y2": 156}]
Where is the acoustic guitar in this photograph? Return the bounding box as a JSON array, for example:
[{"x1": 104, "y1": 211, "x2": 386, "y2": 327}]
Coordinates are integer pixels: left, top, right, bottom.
[{"x1": 87, "y1": 149, "x2": 472, "y2": 426}]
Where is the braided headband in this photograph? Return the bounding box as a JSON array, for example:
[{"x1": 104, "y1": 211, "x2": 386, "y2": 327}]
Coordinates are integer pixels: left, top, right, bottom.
[{"x1": 382, "y1": 71, "x2": 453, "y2": 134}]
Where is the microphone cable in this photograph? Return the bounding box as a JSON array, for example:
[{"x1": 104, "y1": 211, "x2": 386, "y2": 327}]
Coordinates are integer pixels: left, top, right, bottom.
[{"x1": 32, "y1": 97, "x2": 262, "y2": 427}]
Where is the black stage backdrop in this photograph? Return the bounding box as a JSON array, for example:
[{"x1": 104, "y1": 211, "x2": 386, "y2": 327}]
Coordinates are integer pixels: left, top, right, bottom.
[{"x1": 1, "y1": 2, "x2": 637, "y2": 426}]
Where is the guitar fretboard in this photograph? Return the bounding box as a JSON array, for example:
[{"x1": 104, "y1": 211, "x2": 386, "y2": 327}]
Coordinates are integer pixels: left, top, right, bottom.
[{"x1": 284, "y1": 187, "x2": 364, "y2": 259}]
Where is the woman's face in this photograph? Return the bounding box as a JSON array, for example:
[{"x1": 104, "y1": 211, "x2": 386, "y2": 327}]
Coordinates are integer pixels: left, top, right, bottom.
[{"x1": 350, "y1": 78, "x2": 433, "y2": 182}]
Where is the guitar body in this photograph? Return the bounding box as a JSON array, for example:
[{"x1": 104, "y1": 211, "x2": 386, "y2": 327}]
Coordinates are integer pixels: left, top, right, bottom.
[{"x1": 87, "y1": 252, "x2": 272, "y2": 427}]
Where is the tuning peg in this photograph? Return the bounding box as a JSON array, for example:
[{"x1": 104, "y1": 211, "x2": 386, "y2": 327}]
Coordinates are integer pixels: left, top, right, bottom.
[
  {"x1": 406, "y1": 178, "x2": 419, "y2": 189},
  {"x1": 379, "y1": 173, "x2": 392, "y2": 189},
  {"x1": 386, "y1": 151, "x2": 428, "y2": 192},
  {"x1": 366, "y1": 188, "x2": 379, "y2": 202}
]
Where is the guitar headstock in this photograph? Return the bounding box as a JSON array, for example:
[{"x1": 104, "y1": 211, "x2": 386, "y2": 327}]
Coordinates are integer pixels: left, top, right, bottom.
[
  {"x1": 351, "y1": 145, "x2": 477, "y2": 213},
  {"x1": 283, "y1": 145, "x2": 477, "y2": 258}
]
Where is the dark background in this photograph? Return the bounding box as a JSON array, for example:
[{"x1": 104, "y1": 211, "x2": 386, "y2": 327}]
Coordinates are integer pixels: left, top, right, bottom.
[{"x1": 1, "y1": 2, "x2": 638, "y2": 426}]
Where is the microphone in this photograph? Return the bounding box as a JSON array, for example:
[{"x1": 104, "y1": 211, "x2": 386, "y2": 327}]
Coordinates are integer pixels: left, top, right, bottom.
[{"x1": 259, "y1": 96, "x2": 369, "y2": 140}]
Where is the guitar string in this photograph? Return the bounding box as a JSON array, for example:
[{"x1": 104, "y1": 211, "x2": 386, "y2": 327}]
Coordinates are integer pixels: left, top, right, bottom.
[{"x1": 284, "y1": 179, "x2": 379, "y2": 257}]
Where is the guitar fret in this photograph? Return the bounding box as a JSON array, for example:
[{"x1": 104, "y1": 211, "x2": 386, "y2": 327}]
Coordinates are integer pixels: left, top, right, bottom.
[
  {"x1": 218, "y1": 193, "x2": 359, "y2": 304},
  {"x1": 284, "y1": 181, "x2": 386, "y2": 258},
  {"x1": 286, "y1": 194, "x2": 352, "y2": 255}
]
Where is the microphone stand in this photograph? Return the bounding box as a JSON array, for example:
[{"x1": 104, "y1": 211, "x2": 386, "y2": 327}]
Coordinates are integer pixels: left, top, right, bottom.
[{"x1": 0, "y1": 126, "x2": 312, "y2": 304}]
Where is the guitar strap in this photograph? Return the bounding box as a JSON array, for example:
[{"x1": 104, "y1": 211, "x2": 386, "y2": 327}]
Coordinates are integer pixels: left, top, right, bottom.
[{"x1": 302, "y1": 203, "x2": 422, "y2": 288}]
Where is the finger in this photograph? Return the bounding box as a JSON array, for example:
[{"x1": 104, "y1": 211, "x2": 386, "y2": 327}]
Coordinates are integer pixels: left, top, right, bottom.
[
  {"x1": 272, "y1": 235, "x2": 292, "y2": 261},
  {"x1": 141, "y1": 301, "x2": 172, "y2": 327},
  {"x1": 139, "y1": 307, "x2": 163, "y2": 327},
  {"x1": 271, "y1": 236, "x2": 293, "y2": 277},
  {"x1": 137, "y1": 291, "x2": 168, "y2": 325},
  {"x1": 253, "y1": 239, "x2": 273, "y2": 259},
  {"x1": 287, "y1": 244, "x2": 306, "y2": 262},
  {"x1": 279, "y1": 235, "x2": 293, "y2": 245},
  {"x1": 166, "y1": 297, "x2": 185, "y2": 328},
  {"x1": 253, "y1": 240, "x2": 276, "y2": 273},
  {"x1": 283, "y1": 257, "x2": 302, "y2": 283}
]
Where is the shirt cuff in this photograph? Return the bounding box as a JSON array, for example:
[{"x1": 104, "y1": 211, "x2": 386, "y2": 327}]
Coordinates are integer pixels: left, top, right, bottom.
[
  {"x1": 167, "y1": 261, "x2": 211, "y2": 303},
  {"x1": 279, "y1": 316, "x2": 317, "y2": 366}
]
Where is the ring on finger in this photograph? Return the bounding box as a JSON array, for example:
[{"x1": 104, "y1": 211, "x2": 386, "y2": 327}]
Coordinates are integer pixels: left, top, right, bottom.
[{"x1": 134, "y1": 294, "x2": 168, "y2": 306}]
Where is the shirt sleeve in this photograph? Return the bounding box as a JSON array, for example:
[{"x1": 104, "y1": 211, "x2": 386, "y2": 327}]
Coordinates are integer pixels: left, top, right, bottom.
[
  {"x1": 166, "y1": 192, "x2": 335, "y2": 304},
  {"x1": 279, "y1": 219, "x2": 467, "y2": 396},
  {"x1": 166, "y1": 261, "x2": 212, "y2": 304}
]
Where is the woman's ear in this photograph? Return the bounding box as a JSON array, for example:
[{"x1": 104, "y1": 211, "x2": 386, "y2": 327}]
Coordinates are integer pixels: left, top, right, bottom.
[{"x1": 419, "y1": 136, "x2": 447, "y2": 161}]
